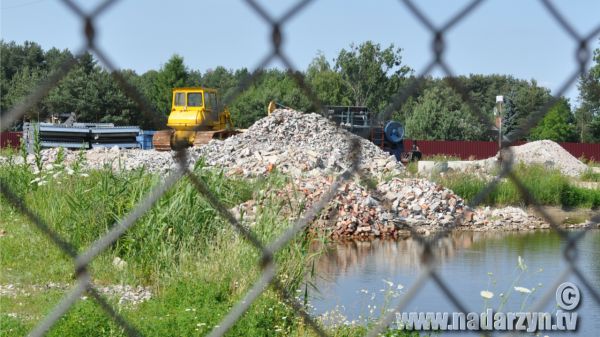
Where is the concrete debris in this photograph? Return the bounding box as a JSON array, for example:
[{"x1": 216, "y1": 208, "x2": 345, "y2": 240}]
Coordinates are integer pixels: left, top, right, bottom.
[
  {"x1": 194, "y1": 109, "x2": 403, "y2": 178},
  {"x1": 1, "y1": 109, "x2": 401, "y2": 177},
  {"x1": 498, "y1": 140, "x2": 588, "y2": 177},
  {"x1": 233, "y1": 176, "x2": 584, "y2": 240},
  {"x1": 95, "y1": 285, "x2": 152, "y2": 305},
  {"x1": 1, "y1": 146, "x2": 190, "y2": 174},
  {"x1": 417, "y1": 140, "x2": 588, "y2": 178},
  {"x1": 0, "y1": 282, "x2": 151, "y2": 305},
  {"x1": 1, "y1": 113, "x2": 591, "y2": 239}
]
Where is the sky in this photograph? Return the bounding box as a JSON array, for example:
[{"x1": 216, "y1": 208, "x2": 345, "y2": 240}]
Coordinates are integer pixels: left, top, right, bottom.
[{"x1": 2, "y1": 0, "x2": 600, "y2": 105}]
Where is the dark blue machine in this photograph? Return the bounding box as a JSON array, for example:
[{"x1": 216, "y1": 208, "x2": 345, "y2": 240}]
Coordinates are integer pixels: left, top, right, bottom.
[
  {"x1": 383, "y1": 120, "x2": 405, "y2": 161},
  {"x1": 321, "y1": 106, "x2": 419, "y2": 162}
]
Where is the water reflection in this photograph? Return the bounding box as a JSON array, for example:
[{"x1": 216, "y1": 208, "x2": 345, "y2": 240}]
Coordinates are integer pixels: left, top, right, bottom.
[
  {"x1": 309, "y1": 230, "x2": 599, "y2": 336},
  {"x1": 313, "y1": 231, "x2": 563, "y2": 280}
]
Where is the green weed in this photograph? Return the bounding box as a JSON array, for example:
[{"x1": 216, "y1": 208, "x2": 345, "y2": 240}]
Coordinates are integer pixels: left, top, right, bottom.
[
  {"x1": 2, "y1": 162, "x2": 382, "y2": 336},
  {"x1": 436, "y1": 164, "x2": 600, "y2": 208},
  {"x1": 580, "y1": 168, "x2": 600, "y2": 182}
]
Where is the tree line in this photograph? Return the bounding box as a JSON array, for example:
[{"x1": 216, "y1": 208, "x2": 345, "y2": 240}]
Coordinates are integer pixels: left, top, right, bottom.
[{"x1": 1, "y1": 39, "x2": 599, "y2": 142}]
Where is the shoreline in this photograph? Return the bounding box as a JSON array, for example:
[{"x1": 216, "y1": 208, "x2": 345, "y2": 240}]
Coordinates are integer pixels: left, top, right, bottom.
[{"x1": 309, "y1": 218, "x2": 599, "y2": 241}]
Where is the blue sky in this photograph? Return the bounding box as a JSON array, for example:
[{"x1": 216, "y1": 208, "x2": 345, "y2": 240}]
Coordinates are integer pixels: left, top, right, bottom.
[{"x1": 2, "y1": 0, "x2": 599, "y2": 105}]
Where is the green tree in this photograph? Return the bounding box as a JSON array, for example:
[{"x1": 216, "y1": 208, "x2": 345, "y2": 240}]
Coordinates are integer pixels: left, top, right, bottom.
[
  {"x1": 512, "y1": 79, "x2": 552, "y2": 135},
  {"x1": 201, "y1": 66, "x2": 239, "y2": 106},
  {"x1": 405, "y1": 84, "x2": 485, "y2": 140},
  {"x1": 1, "y1": 40, "x2": 47, "y2": 114},
  {"x1": 4, "y1": 66, "x2": 47, "y2": 121},
  {"x1": 229, "y1": 69, "x2": 310, "y2": 128},
  {"x1": 576, "y1": 39, "x2": 600, "y2": 142},
  {"x1": 44, "y1": 53, "x2": 105, "y2": 121},
  {"x1": 153, "y1": 54, "x2": 190, "y2": 116},
  {"x1": 306, "y1": 52, "x2": 351, "y2": 106},
  {"x1": 529, "y1": 97, "x2": 577, "y2": 142},
  {"x1": 44, "y1": 47, "x2": 75, "y2": 71},
  {"x1": 334, "y1": 41, "x2": 411, "y2": 110},
  {"x1": 502, "y1": 90, "x2": 520, "y2": 136},
  {"x1": 97, "y1": 69, "x2": 144, "y2": 126}
]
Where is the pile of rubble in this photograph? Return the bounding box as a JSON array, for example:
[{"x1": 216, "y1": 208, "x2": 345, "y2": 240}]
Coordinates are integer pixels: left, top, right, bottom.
[
  {"x1": 318, "y1": 178, "x2": 469, "y2": 238},
  {"x1": 232, "y1": 176, "x2": 573, "y2": 240},
  {"x1": 2, "y1": 109, "x2": 401, "y2": 177},
  {"x1": 498, "y1": 140, "x2": 588, "y2": 177},
  {"x1": 195, "y1": 109, "x2": 402, "y2": 177},
  {"x1": 3, "y1": 110, "x2": 586, "y2": 238},
  {"x1": 467, "y1": 206, "x2": 548, "y2": 230}
]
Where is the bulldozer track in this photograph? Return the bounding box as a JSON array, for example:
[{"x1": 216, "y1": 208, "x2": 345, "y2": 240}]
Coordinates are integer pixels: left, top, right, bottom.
[
  {"x1": 153, "y1": 129, "x2": 241, "y2": 151},
  {"x1": 152, "y1": 130, "x2": 173, "y2": 151}
]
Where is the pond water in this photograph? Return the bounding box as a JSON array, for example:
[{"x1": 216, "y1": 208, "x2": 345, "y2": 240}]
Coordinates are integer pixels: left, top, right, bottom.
[{"x1": 307, "y1": 230, "x2": 600, "y2": 336}]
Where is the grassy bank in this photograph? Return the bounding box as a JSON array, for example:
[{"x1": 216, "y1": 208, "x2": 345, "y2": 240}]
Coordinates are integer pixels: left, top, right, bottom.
[
  {"x1": 0, "y1": 159, "x2": 413, "y2": 336},
  {"x1": 580, "y1": 168, "x2": 600, "y2": 182},
  {"x1": 435, "y1": 164, "x2": 600, "y2": 208}
]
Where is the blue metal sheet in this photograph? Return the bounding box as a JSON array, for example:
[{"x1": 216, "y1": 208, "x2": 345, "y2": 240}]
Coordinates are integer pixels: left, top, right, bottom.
[{"x1": 91, "y1": 143, "x2": 140, "y2": 149}]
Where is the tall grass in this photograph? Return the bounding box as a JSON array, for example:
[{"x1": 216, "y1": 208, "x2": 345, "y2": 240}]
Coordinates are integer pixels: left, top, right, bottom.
[
  {"x1": 437, "y1": 163, "x2": 600, "y2": 208},
  {"x1": 0, "y1": 155, "x2": 412, "y2": 336},
  {"x1": 580, "y1": 168, "x2": 600, "y2": 182}
]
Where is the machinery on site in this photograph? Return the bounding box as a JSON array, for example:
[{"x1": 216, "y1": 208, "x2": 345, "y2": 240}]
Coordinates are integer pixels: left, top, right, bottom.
[
  {"x1": 321, "y1": 106, "x2": 421, "y2": 163},
  {"x1": 152, "y1": 87, "x2": 239, "y2": 151},
  {"x1": 23, "y1": 113, "x2": 140, "y2": 152}
]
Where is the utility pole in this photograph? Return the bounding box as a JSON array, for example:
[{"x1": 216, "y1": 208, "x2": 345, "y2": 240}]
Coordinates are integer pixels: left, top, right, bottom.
[{"x1": 495, "y1": 95, "x2": 504, "y2": 150}]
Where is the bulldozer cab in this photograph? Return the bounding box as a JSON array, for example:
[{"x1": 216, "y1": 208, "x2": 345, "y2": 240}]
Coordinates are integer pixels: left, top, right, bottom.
[
  {"x1": 171, "y1": 88, "x2": 220, "y2": 113},
  {"x1": 169, "y1": 88, "x2": 220, "y2": 129}
]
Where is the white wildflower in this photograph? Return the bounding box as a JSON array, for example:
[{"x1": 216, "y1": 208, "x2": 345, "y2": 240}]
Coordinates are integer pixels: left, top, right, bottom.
[
  {"x1": 397, "y1": 284, "x2": 404, "y2": 290},
  {"x1": 80, "y1": 173, "x2": 89, "y2": 177},
  {"x1": 480, "y1": 290, "x2": 494, "y2": 299},
  {"x1": 382, "y1": 279, "x2": 394, "y2": 287},
  {"x1": 112, "y1": 256, "x2": 127, "y2": 270},
  {"x1": 514, "y1": 286, "x2": 531, "y2": 294},
  {"x1": 66, "y1": 168, "x2": 74, "y2": 175}
]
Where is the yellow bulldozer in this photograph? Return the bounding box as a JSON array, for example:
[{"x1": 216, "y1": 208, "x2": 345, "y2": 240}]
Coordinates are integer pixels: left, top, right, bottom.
[{"x1": 153, "y1": 87, "x2": 240, "y2": 151}]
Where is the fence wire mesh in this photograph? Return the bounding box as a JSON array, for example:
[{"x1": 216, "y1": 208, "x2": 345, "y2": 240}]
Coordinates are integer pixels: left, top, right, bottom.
[{"x1": 0, "y1": 0, "x2": 599, "y2": 336}]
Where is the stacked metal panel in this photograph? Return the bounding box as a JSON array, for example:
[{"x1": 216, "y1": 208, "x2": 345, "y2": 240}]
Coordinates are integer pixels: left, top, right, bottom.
[{"x1": 23, "y1": 122, "x2": 141, "y2": 152}]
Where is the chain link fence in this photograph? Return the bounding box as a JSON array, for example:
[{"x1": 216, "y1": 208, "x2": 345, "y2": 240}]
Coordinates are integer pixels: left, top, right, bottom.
[{"x1": 1, "y1": 0, "x2": 599, "y2": 336}]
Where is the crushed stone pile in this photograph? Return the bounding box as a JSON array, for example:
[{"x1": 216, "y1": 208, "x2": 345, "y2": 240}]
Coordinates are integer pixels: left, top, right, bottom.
[
  {"x1": 194, "y1": 109, "x2": 403, "y2": 177},
  {"x1": 3, "y1": 113, "x2": 585, "y2": 238},
  {"x1": 231, "y1": 176, "x2": 569, "y2": 239},
  {"x1": 467, "y1": 206, "x2": 548, "y2": 230},
  {"x1": 499, "y1": 140, "x2": 587, "y2": 177},
  {"x1": 3, "y1": 109, "x2": 401, "y2": 177}
]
